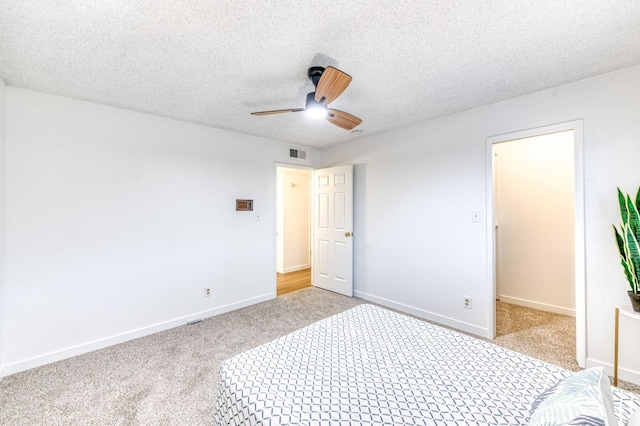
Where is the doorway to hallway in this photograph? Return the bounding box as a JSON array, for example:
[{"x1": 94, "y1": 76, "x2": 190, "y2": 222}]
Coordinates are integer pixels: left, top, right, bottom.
[{"x1": 276, "y1": 166, "x2": 312, "y2": 296}]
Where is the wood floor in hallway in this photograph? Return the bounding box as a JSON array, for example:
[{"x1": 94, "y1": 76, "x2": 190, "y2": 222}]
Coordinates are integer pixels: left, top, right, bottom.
[{"x1": 277, "y1": 268, "x2": 311, "y2": 296}]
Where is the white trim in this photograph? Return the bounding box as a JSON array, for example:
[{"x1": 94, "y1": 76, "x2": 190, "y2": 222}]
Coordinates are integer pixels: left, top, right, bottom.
[
  {"x1": 281, "y1": 264, "x2": 311, "y2": 274},
  {"x1": 485, "y1": 119, "x2": 585, "y2": 367},
  {"x1": 0, "y1": 292, "x2": 275, "y2": 377},
  {"x1": 485, "y1": 140, "x2": 497, "y2": 339},
  {"x1": 499, "y1": 295, "x2": 576, "y2": 317},
  {"x1": 586, "y1": 358, "x2": 640, "y2": 386},
  {"x1": 573, "y1": 122, "x2": 586, "y2": 368},
  {"x1": 274, "y1": 162, "x2": 314, "y2": 171},
  {"x1": 354, "y1": 290, "x2": 491, "y2": 338}
]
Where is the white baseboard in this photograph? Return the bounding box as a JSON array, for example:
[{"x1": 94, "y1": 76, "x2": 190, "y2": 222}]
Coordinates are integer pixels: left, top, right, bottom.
[
  {"x1": 499, "y1": 295, "x2": 575, "y2": 317},
  {"x1": 282, "y1": 264, "x2": 310, "y2": 274},
  {"x1": 1, "y1": 292, "x2": 275, "y2": 377},
  {"x1": 586, "y1": 358, "x2": 640, "y2": 386},
  {"x1": 354, "y1": 290, "x2": 491, "y2": 338}
]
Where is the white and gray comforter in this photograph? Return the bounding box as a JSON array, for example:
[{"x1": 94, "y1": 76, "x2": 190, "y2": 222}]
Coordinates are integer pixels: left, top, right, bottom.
[{"x1": 214, "y1": 304, "x2": 639, "y2": 425}]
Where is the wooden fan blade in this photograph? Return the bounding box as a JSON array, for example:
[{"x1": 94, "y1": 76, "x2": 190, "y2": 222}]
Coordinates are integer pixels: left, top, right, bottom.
[
  {"x1": 251, "y1": 108, "x2": 304, "y2": 116},
  {"x1": 314, "y1": 67, "x2": 352, "y2": 105},
  {"x1": 326, "y1": 109, "x2": 362, "y2": 130}
]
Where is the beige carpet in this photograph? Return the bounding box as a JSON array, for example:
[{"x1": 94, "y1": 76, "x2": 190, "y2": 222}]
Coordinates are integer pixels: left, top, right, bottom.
[
  {"x1": 0, "y1": 288, "x2": 636, "y2": 425},
  {"x1": 492, "y1": 301, "x2": 640, "y2": 394},
  {"x1": 493, "y1": 301, "x2": 579, "y2": 371}
]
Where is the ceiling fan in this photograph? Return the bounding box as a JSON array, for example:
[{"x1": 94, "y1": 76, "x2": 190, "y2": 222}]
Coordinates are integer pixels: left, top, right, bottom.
[{"x1": 251, "y1": 66, "x2": 362, "y2": 131}]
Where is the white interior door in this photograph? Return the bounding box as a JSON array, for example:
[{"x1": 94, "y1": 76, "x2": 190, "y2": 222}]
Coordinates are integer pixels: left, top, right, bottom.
[{"x1": 312, "y1": 165, "x2": 353, "y2": 296}]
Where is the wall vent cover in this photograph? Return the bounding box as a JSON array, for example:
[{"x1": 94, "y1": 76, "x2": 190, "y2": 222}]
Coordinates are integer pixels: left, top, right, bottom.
[{"x1": 289, "y1": 148, "x2": 306, "y2": 159}]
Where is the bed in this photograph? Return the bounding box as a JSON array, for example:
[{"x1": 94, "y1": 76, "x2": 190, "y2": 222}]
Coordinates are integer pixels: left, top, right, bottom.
[{"x1": 214, "y1": 304, "x2": 640, "y2": 425}]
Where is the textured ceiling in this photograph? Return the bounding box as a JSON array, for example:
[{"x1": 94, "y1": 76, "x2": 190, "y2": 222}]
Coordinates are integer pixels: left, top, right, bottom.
[{"x1": 1, "y1": 1, "x2": 640, "y2": 148}]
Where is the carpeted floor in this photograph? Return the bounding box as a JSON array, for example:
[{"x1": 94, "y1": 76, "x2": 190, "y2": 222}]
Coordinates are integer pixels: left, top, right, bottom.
[
  {"x1": 493, "y1": 300, "x2": 579, "y2": 371},
  {"x1": 0, "y1": 288, "x2": 636, "y2": 425},
  {"x1": 492, "y1": 301, "x2": 640, "y2": 394}
]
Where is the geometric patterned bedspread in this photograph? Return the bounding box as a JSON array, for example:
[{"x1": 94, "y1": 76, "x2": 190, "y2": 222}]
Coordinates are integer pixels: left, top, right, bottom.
[{"x1": 214, "y1": 304, "x2": 640, "y2": 425}]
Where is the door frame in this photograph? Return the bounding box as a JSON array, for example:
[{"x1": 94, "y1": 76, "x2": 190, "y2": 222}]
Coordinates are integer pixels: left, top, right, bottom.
[
  {"x1": 485, "y1": 120, "x2": 585, "y2": 367},
  {"x1": 274, "y1": 163, "x2": 313, "y2": 294}
]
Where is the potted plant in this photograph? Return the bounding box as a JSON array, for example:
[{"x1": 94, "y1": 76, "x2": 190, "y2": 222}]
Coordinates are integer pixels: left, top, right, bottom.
[{"x1": 613, "y1": 187, "x2": 640, "y2": 312}]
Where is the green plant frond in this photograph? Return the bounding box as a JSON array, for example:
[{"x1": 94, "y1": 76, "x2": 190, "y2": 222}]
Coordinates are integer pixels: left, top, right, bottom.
[
  {"x1": 614, "y1": 187, "x2": 640, "y2": 293},
  {"x1": 625, "y1": 225, "x2": 640, "y2": 292},
  {"x1": 621, "y1": 258, "x2": 637, "y2": 291},
  {"x1": 623, "y1": 226, "x2": 635, "y2": 286},
  {"x1": 628, "y1": 194, "x2": 640, "y2": 241},
  {"x1": 614, "y1": 225, "x2": 627, "y2": 259},
  {"x1": 619, "y1": 187, "x2": 629, "y2": 224}
]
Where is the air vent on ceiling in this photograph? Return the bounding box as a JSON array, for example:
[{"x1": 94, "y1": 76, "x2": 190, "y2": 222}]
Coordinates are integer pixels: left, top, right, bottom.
[{"x1": 289, "y1": 148, "x2": 306, "y2": 159}]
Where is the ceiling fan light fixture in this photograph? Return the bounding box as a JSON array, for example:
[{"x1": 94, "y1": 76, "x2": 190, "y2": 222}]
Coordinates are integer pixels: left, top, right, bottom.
[
  {"x1": 304, "y1": 92, "x2": 327, "y2": 118},
  {"x1": 306, "y1": 105, "x2": 327, "y2": 119},
  {"x1": 305, "y1": 92, "x2": 327, "y2": 119}
]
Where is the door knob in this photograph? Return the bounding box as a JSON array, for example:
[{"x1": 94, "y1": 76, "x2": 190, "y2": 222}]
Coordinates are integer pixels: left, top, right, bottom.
[{"x1": 345, "y1": 232, "x2": 352, "y2": 237}]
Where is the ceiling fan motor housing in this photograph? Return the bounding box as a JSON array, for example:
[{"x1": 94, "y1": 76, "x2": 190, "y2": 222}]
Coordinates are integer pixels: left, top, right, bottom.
[
  {"x1": 307, "y1": 66, "x2": 325, "y2": 87},
  {"x1": 305, "y1": 91, "x2": 327, "y2": 118},
  {"x1": 305, "y1": 91, "x2": 324, "y2": 109}
]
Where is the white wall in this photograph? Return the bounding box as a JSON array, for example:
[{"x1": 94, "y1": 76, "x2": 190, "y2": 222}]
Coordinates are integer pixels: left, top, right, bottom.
[
  {"x1": 276, "y1": 168, "x2": 310, "y2": 274},
  {"x1": 2, "y1": 88, "x2": 318, "y2": 375},
  {"x1": 0, "y1": 76, "x2": 6, "y2": 377},
  {"x1": 494, "y1": 131, "x2": 575, "y2": 316},
  {"x1": 322, "y1": 65, "x2": 640, "y2": 383}
]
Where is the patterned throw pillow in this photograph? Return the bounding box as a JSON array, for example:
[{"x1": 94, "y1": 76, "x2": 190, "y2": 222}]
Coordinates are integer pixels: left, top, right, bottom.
[{"x1": 529, "y1": 367, "x2": 617, "y2": 426}]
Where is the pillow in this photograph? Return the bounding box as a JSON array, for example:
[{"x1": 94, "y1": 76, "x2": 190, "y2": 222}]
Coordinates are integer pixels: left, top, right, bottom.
[
  {"x1": 529, "y1": 367, "x2": 617, "y2": 426},
  {"x1": 627, "y1": 409, "x2": 640, "y2": 426}
]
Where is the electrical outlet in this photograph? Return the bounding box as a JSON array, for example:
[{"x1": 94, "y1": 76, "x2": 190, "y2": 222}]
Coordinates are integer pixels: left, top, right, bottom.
[
  {"x1": 204, "y1": 287, "x2": 211, "y2": 297},
  {"x1": 463, "y1": 296, "x2": 472, "y2": 309}
]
